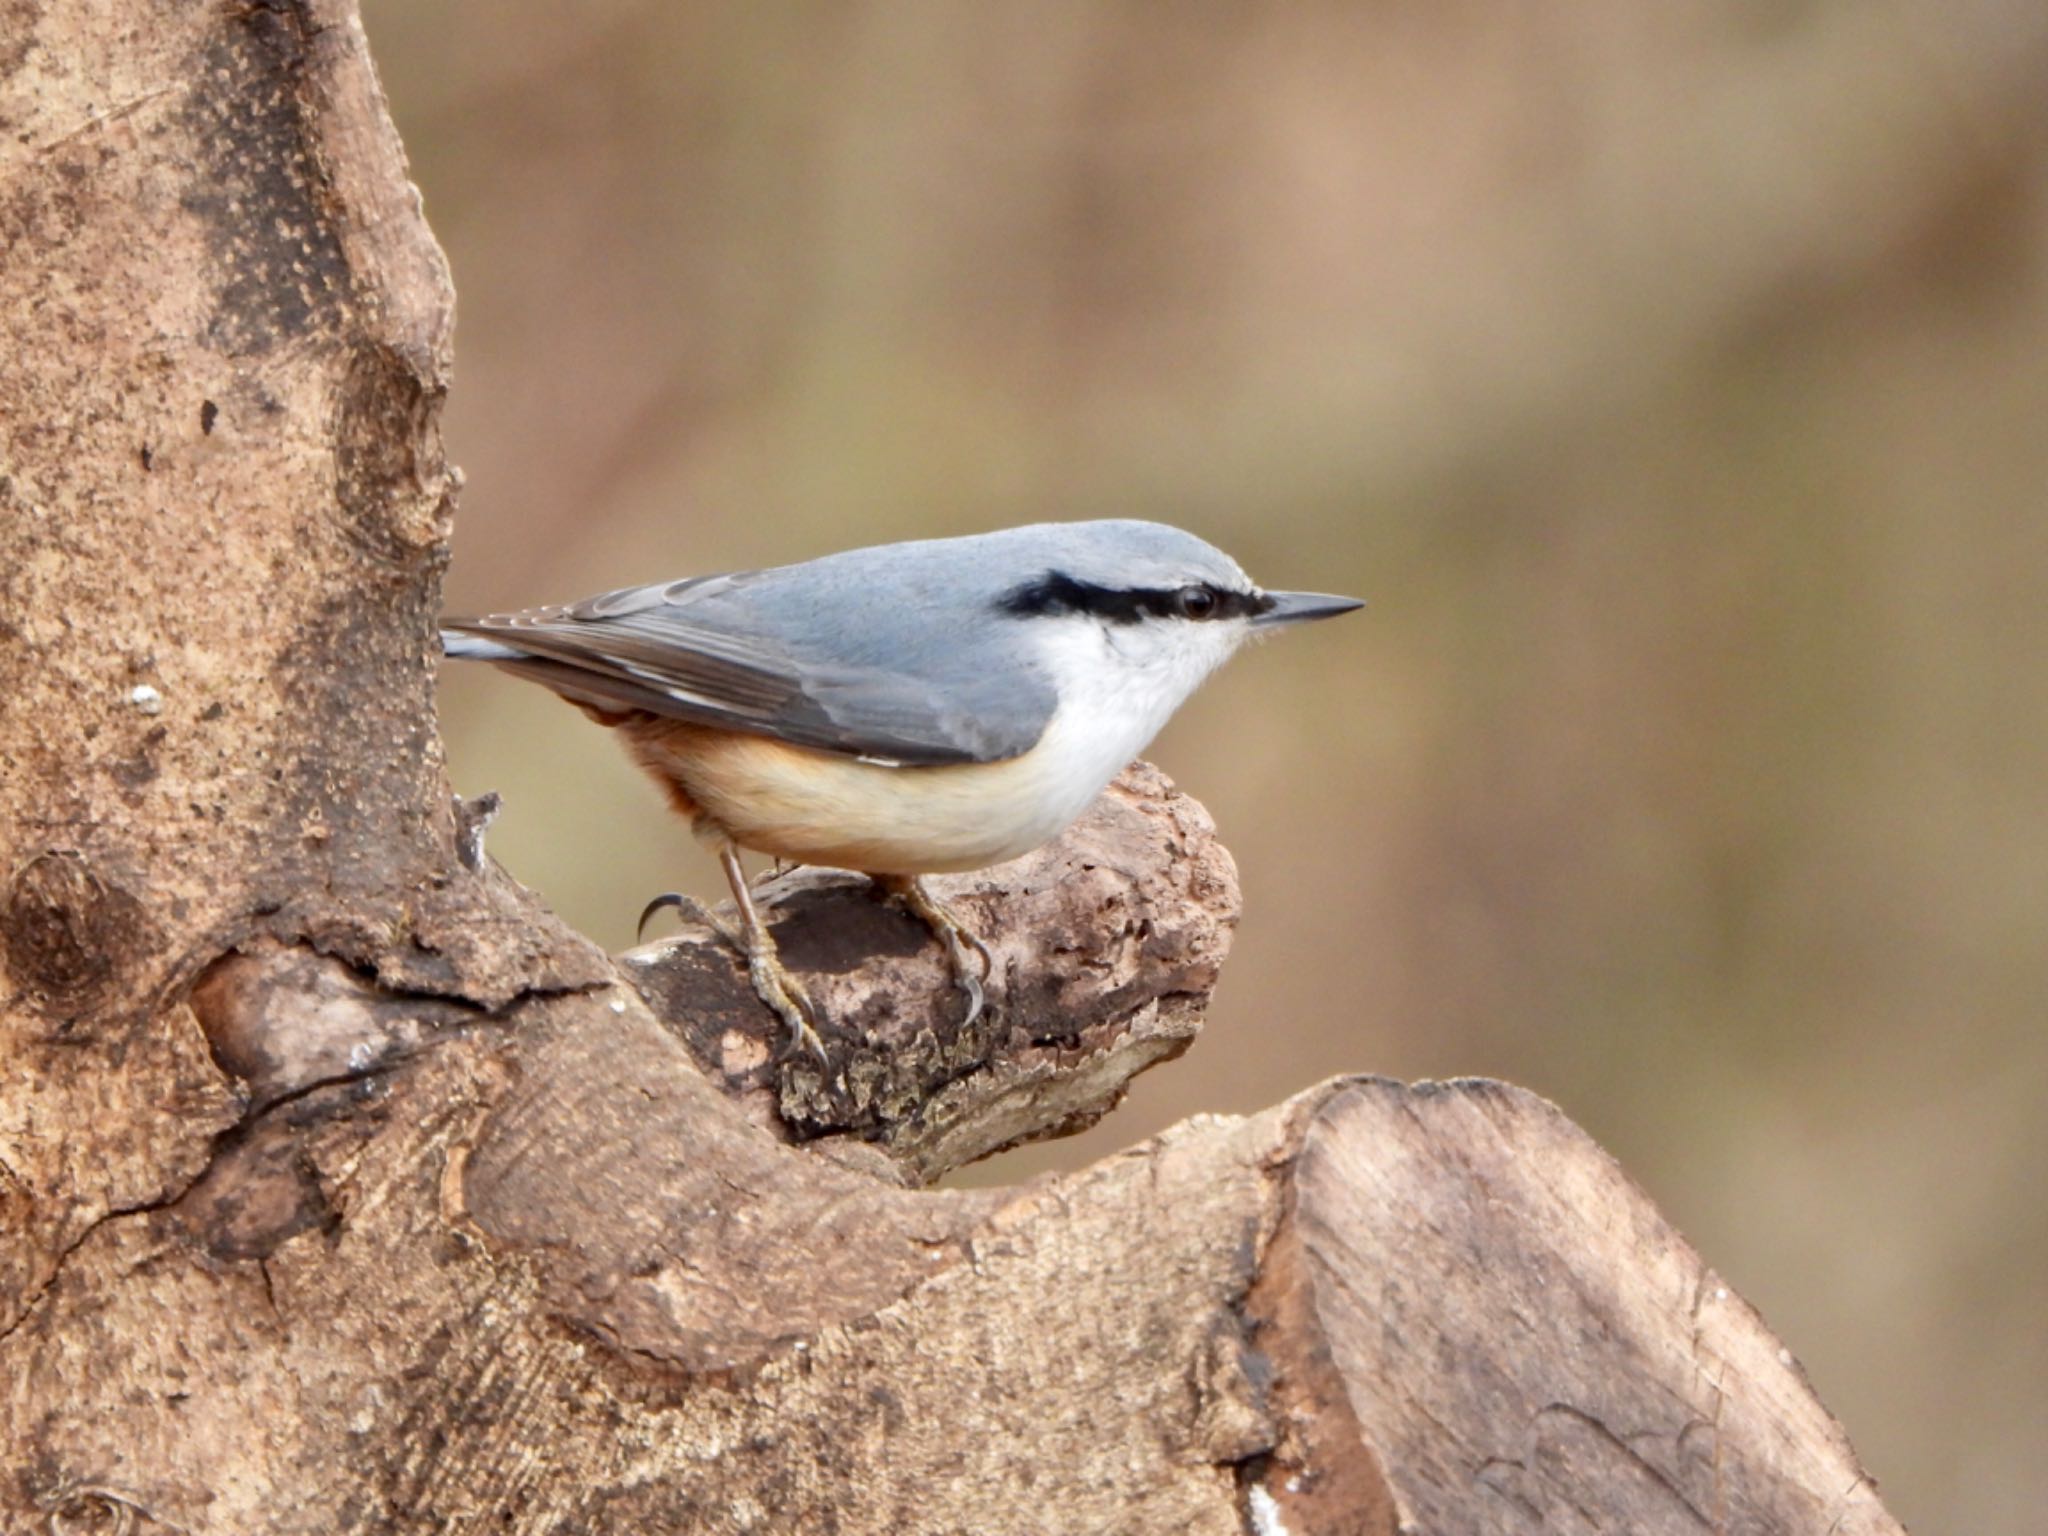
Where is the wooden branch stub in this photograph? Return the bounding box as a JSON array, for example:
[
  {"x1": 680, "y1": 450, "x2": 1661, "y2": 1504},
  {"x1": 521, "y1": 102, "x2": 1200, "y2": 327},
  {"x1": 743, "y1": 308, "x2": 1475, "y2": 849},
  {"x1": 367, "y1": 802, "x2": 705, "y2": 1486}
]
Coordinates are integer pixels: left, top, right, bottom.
[
  {"x1": 622, "y1": 761, "x2": 1238, "y2": 1183},
  {"x1": 1247, "y1": 1079, "x2": 1904, "y2": 1536},
  {"x1": 1, "y1": 1015, "x2": 1904, "y2": 1533}
]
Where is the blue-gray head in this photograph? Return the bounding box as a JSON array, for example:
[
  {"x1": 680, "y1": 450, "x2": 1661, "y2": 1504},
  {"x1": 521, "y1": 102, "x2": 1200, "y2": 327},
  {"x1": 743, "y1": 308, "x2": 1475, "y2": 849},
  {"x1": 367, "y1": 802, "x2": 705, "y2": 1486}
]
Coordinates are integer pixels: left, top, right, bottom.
[
  {"x1": 972, "y1": 519, "x2": 1358, "y2": 629},
  {"x1": 910, "y1": 518, "x2": 1364, "y2": 774}
]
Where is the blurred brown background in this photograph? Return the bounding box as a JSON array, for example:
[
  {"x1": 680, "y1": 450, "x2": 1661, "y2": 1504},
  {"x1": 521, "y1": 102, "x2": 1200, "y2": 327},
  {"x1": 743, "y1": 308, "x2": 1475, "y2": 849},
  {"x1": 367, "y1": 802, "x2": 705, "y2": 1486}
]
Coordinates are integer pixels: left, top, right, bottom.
[{"x1": 366, "y1": 2, "x2": 2048, "y2": 1528}]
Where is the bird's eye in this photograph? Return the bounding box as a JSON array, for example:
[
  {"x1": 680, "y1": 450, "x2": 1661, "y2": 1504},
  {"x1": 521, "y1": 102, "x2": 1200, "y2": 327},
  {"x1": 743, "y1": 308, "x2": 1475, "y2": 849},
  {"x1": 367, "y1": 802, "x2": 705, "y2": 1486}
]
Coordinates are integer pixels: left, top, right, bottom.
[{"x1": 1176, "y1": 585, "x2": 1218, "y2": 620}]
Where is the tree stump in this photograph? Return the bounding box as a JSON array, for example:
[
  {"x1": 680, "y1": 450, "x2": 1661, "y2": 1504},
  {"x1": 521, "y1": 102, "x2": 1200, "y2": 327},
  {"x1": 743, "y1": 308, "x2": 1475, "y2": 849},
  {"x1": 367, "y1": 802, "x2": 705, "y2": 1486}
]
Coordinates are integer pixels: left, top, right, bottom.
[{"x1": 0, "y1": 3, "x2": 1902, "y2": 1531}]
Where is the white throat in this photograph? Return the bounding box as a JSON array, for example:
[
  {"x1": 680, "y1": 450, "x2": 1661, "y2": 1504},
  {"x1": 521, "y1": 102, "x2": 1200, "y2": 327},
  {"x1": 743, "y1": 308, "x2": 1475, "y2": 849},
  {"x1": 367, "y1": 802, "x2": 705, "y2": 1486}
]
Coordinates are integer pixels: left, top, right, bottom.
[{"x1": 1021, "y1": 615, "x2": 1245, "y2": 812}]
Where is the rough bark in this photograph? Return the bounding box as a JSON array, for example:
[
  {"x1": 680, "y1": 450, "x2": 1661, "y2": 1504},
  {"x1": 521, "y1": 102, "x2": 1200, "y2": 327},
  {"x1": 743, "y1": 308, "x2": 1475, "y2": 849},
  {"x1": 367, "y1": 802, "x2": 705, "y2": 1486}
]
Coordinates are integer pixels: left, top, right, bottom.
[{"x1": 0, "y1": 4, "x2": 1903, "y2": 1533}]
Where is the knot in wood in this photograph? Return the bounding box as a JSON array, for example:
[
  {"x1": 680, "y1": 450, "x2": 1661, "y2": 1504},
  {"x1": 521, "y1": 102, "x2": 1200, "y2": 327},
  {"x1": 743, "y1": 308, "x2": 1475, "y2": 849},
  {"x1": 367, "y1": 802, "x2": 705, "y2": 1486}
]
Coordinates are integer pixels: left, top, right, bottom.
[
  {"x1": 332, "y1": 340, "x2": 453, "y2": 559},
  {"x1": 2, "y1": 850, "x2": 143, "y2": 1008},
  {"x1": 41, "y1": 1484, "x2": 139, "y2": 1536}
]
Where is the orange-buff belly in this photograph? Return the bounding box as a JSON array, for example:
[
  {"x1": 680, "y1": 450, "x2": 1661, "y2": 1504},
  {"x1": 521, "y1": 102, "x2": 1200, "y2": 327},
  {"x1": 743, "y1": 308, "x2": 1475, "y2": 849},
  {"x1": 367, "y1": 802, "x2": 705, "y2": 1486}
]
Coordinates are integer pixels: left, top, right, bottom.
[{"x1": 616, "y1": 717, "x2": 1092, "y2": 875}]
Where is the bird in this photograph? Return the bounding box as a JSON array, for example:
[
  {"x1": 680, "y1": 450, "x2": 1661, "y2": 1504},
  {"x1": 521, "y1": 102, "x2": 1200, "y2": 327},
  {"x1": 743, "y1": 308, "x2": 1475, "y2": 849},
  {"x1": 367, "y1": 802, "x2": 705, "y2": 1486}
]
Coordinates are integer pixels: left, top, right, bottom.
[{"x1": 441, "y1": 519, "x2": 1362, "y2": 1063}]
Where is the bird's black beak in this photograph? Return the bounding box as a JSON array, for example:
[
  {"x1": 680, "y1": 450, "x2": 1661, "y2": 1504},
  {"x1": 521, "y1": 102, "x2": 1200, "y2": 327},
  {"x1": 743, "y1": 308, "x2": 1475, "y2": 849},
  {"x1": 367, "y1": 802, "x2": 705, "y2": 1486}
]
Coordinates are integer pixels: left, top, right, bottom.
[{"x1": 1251, "y1": 590, "x2": 1366, "y2": 628}]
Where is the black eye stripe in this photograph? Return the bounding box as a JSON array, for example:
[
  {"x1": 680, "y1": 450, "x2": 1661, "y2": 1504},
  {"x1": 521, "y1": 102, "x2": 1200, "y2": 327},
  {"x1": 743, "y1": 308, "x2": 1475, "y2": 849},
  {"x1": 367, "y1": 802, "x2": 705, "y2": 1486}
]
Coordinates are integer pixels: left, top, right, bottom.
[{"x1": 999, "y1": 573, "x2": 1275, "y2": 624}]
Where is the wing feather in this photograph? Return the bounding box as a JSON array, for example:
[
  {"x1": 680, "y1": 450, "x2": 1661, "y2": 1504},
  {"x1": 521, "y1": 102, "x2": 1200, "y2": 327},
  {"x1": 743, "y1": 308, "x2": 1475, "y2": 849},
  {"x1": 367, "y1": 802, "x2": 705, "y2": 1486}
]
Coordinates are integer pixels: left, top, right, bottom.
[{"x1": 443, "y1": 569, "x2": 1053, "y2": 766}]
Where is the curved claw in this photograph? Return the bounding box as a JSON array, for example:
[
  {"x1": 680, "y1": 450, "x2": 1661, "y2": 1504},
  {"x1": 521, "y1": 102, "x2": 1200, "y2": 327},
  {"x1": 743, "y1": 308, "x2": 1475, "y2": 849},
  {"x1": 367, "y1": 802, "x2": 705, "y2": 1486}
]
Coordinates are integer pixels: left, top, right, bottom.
[
  {"x1": 955, "y1": 965, "x2": 986, "y2": 1030},
  {"x1": 878, "y1": 875, "x2": 994, "y2": 1029},
  {"x1": 775, "y1": 1013, "x2": 832, "y2": 1067},
  {"x1": 962, "y1": 924, "x2": 995, "y2": 985},
  {"x1": 636, "y1": 891, "x2": 689, "y2": 943}
]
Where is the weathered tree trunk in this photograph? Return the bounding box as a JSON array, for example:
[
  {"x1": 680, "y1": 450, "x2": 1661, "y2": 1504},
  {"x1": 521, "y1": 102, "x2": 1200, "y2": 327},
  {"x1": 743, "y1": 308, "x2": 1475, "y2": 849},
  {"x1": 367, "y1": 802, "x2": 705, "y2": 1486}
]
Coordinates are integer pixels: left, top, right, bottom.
[{"x1": 0, "y1": 4, "x2": 1903, "y2": 1532}]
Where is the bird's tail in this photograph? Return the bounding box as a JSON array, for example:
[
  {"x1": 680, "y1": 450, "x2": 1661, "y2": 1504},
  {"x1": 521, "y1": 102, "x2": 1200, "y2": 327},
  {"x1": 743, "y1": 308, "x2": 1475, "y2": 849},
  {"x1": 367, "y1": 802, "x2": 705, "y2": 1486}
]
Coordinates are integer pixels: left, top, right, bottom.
[{"x1": 439, "y1": 629, "x2": 523, "y2": 662}]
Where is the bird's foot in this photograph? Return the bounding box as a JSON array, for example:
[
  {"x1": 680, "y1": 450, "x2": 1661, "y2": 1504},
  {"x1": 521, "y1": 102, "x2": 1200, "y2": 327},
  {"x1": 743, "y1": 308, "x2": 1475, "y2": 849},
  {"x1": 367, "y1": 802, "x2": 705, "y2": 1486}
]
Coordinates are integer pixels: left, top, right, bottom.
[
  {"x1": 637, "y1": 888, "x2": 828, "y2": 1065},
  {"x1": 878, "y1": 875, "x2": 994, "y2": 1028},
  {"x1": 637, "y1": 890, "x2": 734, "y2": 946},
  {"x1": 746, "y1": 940, "x2": 830, "y2": 1066}
]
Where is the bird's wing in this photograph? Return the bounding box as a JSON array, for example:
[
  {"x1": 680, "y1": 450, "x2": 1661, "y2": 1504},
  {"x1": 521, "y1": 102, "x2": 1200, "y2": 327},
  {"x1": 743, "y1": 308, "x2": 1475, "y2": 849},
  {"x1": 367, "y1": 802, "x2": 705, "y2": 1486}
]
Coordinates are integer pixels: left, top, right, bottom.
[{"x1": 442, "y1": 572, "x2": 1054, "y2": 766}]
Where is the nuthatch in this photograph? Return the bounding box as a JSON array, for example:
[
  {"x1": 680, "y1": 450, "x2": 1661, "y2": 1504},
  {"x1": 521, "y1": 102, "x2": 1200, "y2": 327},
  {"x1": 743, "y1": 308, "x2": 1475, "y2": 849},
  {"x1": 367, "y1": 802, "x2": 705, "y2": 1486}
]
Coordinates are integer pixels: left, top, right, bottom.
[{"x1": 442, "y1": 520, "x2": 1361, "y2": 1060}]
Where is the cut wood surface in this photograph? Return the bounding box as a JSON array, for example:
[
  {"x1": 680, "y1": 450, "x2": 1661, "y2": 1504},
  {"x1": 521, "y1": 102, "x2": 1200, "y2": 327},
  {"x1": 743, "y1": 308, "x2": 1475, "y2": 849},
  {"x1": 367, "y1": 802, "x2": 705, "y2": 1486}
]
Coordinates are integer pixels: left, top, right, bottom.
[{"x1": 0, "y1": 2, "x2": 1903, "y2": 1532}]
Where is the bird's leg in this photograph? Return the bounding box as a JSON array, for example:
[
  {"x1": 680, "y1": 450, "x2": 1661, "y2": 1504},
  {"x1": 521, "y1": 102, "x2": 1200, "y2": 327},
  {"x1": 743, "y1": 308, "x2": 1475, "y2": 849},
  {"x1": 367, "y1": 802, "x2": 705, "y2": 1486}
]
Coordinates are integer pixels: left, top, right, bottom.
[
  {"x1": 717, "y1": 843, "x2": 829, "y2": 1065},
  {"x1": 875, "y1": 874, "x2": 994, "y2": 1028},
  {"x1": 636, "y1": 853, "x2": 828, "y2": 1065}
]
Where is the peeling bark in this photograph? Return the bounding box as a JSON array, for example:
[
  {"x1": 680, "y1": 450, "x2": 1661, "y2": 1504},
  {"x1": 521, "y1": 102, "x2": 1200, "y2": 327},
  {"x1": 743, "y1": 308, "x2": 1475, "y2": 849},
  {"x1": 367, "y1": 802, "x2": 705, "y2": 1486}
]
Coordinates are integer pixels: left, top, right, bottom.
[{"x1": 0, "y1": 3, "x2": 1904, "y2": 1533}]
